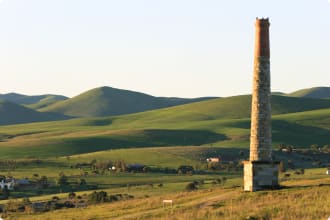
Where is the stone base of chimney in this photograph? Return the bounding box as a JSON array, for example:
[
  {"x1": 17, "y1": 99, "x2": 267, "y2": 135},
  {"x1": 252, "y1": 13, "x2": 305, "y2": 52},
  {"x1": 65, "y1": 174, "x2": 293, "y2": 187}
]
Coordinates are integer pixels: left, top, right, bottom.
[{"x1": 243, "y1": 161, "x2": 280, "y2": 192}]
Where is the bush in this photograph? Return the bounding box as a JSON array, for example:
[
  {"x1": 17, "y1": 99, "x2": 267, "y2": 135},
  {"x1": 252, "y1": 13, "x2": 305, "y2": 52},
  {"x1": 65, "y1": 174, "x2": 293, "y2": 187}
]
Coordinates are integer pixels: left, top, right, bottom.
[
  {"x1": 177, "y1": 165, "x2": 194, "y2": 174},
  {"x1": 57, "y1": 174, "x2": 69, "y2": 186},
  {"x1": 279, "y1": 161, "x2": 285, "y2": 173},
  {"x1": 88, "y1": 191, "x2": 108, "y2": 204},
  {"x1": 185, "y1": 182, "x2": 198, "y2": 191},
  {"x1": 0, "y1": 187, "x2": 10, "y2": 199},
  {"x1": 68, "y1": 192, "x2": 76, "y2": 199}
]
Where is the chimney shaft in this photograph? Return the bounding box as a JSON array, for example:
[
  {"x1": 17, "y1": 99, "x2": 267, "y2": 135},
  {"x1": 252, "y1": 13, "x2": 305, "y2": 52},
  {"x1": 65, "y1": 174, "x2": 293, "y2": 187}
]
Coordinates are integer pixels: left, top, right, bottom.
[{"x1": 249, "y1": 18, "x2": 272, "y2": 162}]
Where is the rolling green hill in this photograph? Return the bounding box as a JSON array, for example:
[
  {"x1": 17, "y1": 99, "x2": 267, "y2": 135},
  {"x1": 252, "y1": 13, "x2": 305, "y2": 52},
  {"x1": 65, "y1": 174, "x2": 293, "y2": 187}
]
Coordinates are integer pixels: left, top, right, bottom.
[
  {"x1": 0, "y1": 101, "x2": 71, "y2": 125},
  {"x1": 288, "y1": 87, "x2": 330, "y2": 99},
  {"x1": 0, "y1": 92, "x2": 67, "y2": 105},
  {"x1": 39, "y1": 86, "x2": 216, "y2": 117},
  {"x1": 0, "y1": 94, "x2": 329, "y2": 158},
  {"x1": 26, "y1": 95, "x2": 69, "y2": 110}
]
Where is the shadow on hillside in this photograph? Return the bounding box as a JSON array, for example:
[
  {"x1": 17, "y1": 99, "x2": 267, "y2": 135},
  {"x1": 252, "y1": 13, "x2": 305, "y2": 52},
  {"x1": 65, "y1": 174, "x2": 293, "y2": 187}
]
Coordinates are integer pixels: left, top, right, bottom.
[
  {"x1": 32, "y1": 129, "x2": 227, "y2": 156},
  {"x1": 76, "y1": 118, "x2": 113, "y2": 126},
  {"x1": 219, "y1": 119, "x2": 330, "y2": 147},
  {"x1": 67, "y1": 129, "x2": 228, "y2": 153},
  {"x1": 0, "y1": 129, "x2": 228, "y2": 158},
  {"x1": 272, "y1": 120, "x2": 330, "y2": 146}
]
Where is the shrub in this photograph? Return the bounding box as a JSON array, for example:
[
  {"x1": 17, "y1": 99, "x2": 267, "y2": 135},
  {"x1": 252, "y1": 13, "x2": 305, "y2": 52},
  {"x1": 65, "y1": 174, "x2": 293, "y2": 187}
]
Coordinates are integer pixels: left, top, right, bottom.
[
  {"x1": 185, "y1": 182, "x2": 198, "y2": 191},
  {"x1": 39, "y1": 176, "x2": 49, "y2": 188},
  {"x1": 88, "y1": 191, "x2": 108, "y2": 204},
  {"x1": 79, "y1": 178, "x2": 87, "y2": 186},
  {"x1": 177, "y1": 165, "x2": 194, "y2": 174},
  {"x1": 57, "y1": 174, "x2": 69, "y2": 186},
  {"x1": 279, "y1": 161, "x2": 285, "y2": 173},
  {"x1": 68, "y1": 192, "x2": 76, "y2": 199}
]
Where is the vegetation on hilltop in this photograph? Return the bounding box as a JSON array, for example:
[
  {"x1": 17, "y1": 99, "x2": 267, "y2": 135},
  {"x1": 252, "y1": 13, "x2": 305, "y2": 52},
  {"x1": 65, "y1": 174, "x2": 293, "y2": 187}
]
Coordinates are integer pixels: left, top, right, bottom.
[
  {"x1": 0, "y1": 93, "x2": 67, "y2": 105},
  {"x1": 39, "y1": 86, "x2": 216, "y2": 117},
  {"x1": 288, "y1": 86, "x2": 330, "y2": 99},
  {"x1": 26, "y1": 95, "x2": 69, "y2": 110}
]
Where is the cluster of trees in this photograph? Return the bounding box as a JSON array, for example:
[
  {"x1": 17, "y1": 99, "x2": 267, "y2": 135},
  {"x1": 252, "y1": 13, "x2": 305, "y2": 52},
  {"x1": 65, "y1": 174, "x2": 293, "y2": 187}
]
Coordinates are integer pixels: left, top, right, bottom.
[
  {"x1": 278, "y1": 143, "x2": 330, "y2": 153},
  {"x1": 88, "y1": 191, "x2": 133, "y2": 204},
  {"x1": 73, "y1": 159, "x2": 128, "y2": 173},
  {"x1": 310, "y1": 144, "x2": 330, "y2": 153},
  {"x1": 207, "y1": 161, "x2": 242, "y2": 172},
  {"x1": 0, "y1": 159, "x2": 43, "y2": 171},
  {"x1": 56, "y1": 172, "x2": 87, "y2": 188},
  {"x1": 185, "y1": 177, "x2": 227, "y2": 191},
  {"x1": 1, "y1": 191, "x2": 134, "y2": 215}
]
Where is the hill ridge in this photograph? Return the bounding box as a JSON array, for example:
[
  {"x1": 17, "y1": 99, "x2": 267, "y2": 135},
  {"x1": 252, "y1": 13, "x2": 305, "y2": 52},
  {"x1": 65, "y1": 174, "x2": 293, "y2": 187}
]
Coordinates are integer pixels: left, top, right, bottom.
[
  {"x1": 39, "y1": 86, "x2": 217, "y2": 117},
  {"x1": 0, "y1": 100, "x2": 71, "y2": 125},
  {"x1": 288, "y1": 86, "x2": 330, "y2": 99}
]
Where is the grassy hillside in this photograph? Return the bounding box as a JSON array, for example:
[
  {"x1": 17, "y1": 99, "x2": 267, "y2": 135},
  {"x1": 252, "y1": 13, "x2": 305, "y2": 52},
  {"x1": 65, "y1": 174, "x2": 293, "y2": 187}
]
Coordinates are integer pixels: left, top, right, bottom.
[
  {"x1": 0, "y1": 100, "x2": 328, "y2": 158},
  {"x1": 0, "y1": 93, "x2": 67, "y2": 105},
  {"x1": 103, "y1": 95, "x2": 330, "y2": 125},
  {"x1": 288, "y1": 86, "x2": 330, "y2": 99},
  {"x1": 0, "y1": 101, "x2": 71, "y2": 125},
  {"x1": 26, "y1": 95, "x2": 69, "y2": 110},
  {"x1": 39, "y1": 86, "x2": 216, "y2": 117}
]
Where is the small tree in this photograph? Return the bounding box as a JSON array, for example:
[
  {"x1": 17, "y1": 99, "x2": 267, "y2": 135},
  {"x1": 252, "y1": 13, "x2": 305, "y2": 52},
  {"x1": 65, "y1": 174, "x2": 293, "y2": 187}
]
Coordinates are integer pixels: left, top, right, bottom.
[
  {"x1": 39, "y1": 176, "x2": 49, "y2": 188},
  {"x1": 310, "y1": 144, "x2": 319, "y2": 152},
  {"x1": 68, "y1": 192, "x2": 76, "y2": 199},
  {"x1": 185, "y1": 182, "x2": 197, "y2": 191},
  {"x1": 322, "y1": 145, "x2": 330, "y2": 153},
  {"x1": 79, "y1": 178, "x2": 87, "y2": 186},
  {"x1": 221, "y1": 176, "x2": 227, "y2": 186},
  {"x1": 88, "y1": 191, "x2": 108, "y2": 204},
  {"x1": 57, "y1": 174, "x2": 69, "y2": 186},
  {"x1": 287, "y1": 160, "x2": 295, "y2": 170},
  {"x1": 239, "y1": 150, "x2": 245, "y2": 158},
  {"x1": 0, "y1": 187, "x2": 10, "y2": 199},
  {"x1": 279, "y1": 161, "x2": 286, "y2": 173}
]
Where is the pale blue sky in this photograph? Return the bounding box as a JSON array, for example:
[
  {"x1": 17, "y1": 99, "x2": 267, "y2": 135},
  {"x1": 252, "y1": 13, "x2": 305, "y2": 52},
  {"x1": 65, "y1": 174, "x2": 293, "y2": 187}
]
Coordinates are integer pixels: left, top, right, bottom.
[{"x1": 0, "y1": 0, "x2": 329, "y2": 98}]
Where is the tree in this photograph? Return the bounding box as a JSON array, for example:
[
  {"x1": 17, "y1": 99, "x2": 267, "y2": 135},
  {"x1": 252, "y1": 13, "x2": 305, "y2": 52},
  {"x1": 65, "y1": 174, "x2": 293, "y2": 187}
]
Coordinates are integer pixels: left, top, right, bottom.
[
  {"x1": 239, "y1": 150, "x2": 245, "y2": 158},
  {"x1": 322, "y1": 145, "x2": 330, "y2": 153},
  {"x1": 68, "y1": 192, "x2": 76, "y2": 199},
  {"x1": 310, "y1": 144, "x2": 320, "y2": 152},
  {"x1": 39, "y1": 176, "x2": 49, "y2": 188},
  {"x1": 287, "y1": 160, "x2": 295, "y2": 170},
  {"x1": 1, "y1": 187, "x2": 10, "y2": 199},
  {"x1": 57, "y1": 174, "x2": 69, "y2": 186},
  {"x1": 279, "y1": 161, "x2": 286, "y2": 173},
  {"x1": 88, "y1": 191, "x2": 108, "y2": 204},
  {"x1": 21, "y1": 197, "x2": 31, "y2": 206},
  {"x1": 79, "y1": 178, "x2": 87, "y2": 186},
  {"x1": 185, "y1": 182, "x2": 198, "y2": 191},
  {"x1": 221, "y1": 176, "x2": 227, "y2": 186}
]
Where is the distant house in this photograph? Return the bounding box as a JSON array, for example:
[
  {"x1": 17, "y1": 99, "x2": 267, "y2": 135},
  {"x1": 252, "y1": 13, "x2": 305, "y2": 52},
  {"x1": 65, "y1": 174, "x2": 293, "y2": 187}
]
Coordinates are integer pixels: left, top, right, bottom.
[
  {"x1": 206, "y1": 157, "x2": 221, "y2": 163},
  {"x1": 0, "y1": 179, "x2": 15, "y2": 190}
]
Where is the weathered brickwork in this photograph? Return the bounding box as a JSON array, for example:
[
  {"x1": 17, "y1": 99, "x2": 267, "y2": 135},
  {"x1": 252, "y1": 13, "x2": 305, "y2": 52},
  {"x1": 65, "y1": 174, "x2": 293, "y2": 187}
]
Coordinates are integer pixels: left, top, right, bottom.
[
  {"x1": 244, "y1": 18, "x2": 279, "y2": 192},
  {"x1": 250, "y1": 56, "x2": 272, "y2": 161},
  {"x1": 243, "y1": 161, "x2": 279, "y2": 191}
]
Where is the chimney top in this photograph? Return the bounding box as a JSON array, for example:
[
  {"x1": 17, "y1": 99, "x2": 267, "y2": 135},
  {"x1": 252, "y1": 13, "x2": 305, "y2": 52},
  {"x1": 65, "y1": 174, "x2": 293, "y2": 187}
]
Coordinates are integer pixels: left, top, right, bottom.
[{"x1": 255, "y1": 18, "x2": 270, "y2": 26}]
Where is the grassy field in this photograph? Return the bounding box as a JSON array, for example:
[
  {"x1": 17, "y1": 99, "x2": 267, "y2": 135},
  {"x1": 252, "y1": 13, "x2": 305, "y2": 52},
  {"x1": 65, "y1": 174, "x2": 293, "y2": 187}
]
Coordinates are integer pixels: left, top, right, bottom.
[{"x1": 2, "y1": 168, "x2": 329, "y2": 220}]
